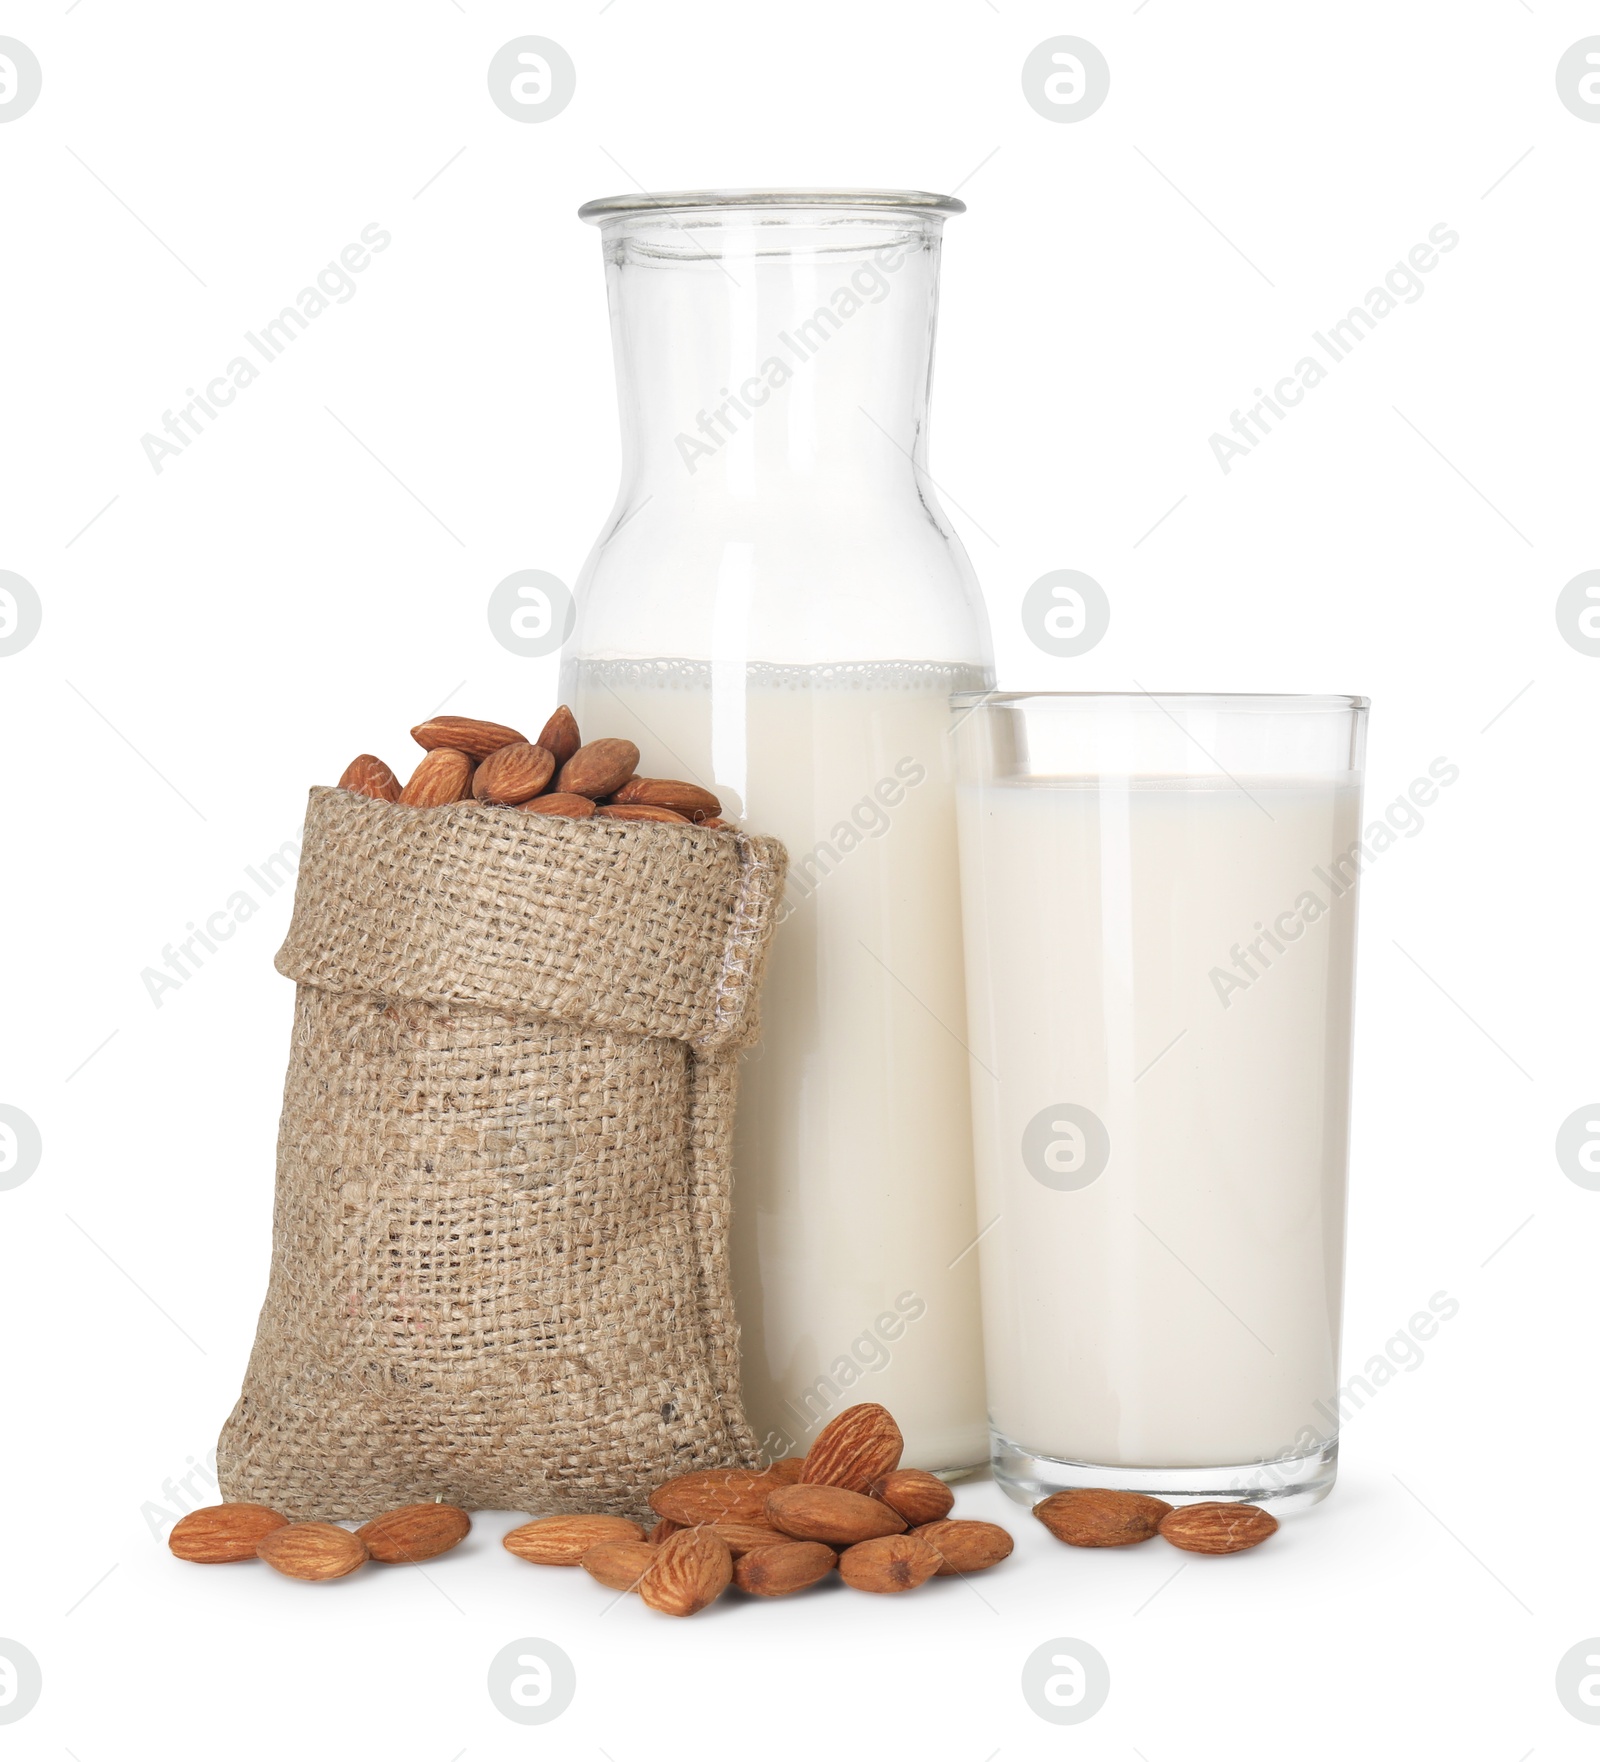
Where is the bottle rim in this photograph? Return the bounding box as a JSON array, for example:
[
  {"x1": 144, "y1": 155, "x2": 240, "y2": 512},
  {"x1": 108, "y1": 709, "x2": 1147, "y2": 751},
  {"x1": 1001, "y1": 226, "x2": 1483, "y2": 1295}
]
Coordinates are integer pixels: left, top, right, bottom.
[{"x1": 577, "y1": 187, "x2": 965, "y2": 223}]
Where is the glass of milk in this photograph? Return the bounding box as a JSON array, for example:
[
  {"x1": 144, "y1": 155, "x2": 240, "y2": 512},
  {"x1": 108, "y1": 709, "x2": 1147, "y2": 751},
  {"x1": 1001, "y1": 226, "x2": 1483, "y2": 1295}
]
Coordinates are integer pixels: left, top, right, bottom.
[{"x1": 953, "y1": 692, "x2": 1368, "y2": 1511}]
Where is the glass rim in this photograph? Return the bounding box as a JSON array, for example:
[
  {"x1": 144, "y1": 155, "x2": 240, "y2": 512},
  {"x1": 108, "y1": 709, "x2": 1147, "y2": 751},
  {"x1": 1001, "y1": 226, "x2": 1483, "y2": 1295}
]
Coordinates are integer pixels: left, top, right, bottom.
[
  {"x1": 950, "y1": 690, "x2": 1369, "y2": 712},
  {"x1": 578, "y1": 187, "x2": 965, "y2": 223}
]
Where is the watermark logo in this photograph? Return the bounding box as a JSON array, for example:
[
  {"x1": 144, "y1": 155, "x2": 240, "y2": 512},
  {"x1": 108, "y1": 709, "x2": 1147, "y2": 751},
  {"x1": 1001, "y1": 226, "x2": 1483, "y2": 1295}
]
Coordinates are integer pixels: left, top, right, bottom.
[
  {"x1": 1021, "y1": 1637, "x2": 1110, "y2": 1724},
  {"x1": 0, "y1": 40, "x2": 42, "y2": 124},
  {"x1": 488, "y1": 38, "x2": 576, "y2": 123},
  {"x1": 1022, "y1": 38, "x2": 1110, "y2": 123},
  {"x1": 1556, "y1": 1639, "x2": 1600, "y2": 1722},
  {"x1": 1021, "y1": 570, "x2": 1109, "y2": 658},
  {"x1": 1209, "y1": 224, "x2": 1459, "y2": 473},
  {"x1": 1555, "y1": 569, "x2": 1600, "y2": 655},
  {"x1": 1022, "y1": 1103, "x2": 1110, "y2": 1191},
  {"x1": 760, "y1": 1291, "x2": 928, "y2": 1458},
  {"x1": 0, "y1": 573, "x2": 41, "y2": 657},
  {"x1": 0, "y1": 1640, "x2": 42, "y2": 1725},
  {"x1": 1557, "y1": 1105, "x2": 1600, "y2": 1191},
  {"x1": 487, "y1": 1637, "x2": 575, "y2": 1724},
  {"x1": 781, "y1": 757, "x2": 927, "y2": 923},
  {"x1": 0, "y1": 1107, "x2": 41, "y2": 1193},
  {"x1": 1210, "y1": 757, "x2": 1459, "y2": 1009},
  {"x1": 139, "y1": 226, "x2": 392, "y2": 474},
  {"x1": 487, "y1": 569, "x2": 574, "y2": 657},
  {"x1": 1556, "y1": 39, "x2": 1600, "y2": 122}
]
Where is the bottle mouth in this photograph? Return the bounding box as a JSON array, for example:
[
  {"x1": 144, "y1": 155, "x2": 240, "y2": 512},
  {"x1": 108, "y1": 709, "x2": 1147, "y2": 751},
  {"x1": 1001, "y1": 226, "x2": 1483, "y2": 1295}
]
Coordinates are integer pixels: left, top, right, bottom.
[{"x1": 578, "y1": 187, "x2": 965, "y2": 223}]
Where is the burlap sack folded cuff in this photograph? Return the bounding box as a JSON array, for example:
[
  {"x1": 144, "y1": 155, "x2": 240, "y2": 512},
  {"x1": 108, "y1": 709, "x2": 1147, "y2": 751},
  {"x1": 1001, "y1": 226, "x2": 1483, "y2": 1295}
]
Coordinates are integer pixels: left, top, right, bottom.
[{"x1": 217, "y1": 787, "x2": 786, "y2": 1522}]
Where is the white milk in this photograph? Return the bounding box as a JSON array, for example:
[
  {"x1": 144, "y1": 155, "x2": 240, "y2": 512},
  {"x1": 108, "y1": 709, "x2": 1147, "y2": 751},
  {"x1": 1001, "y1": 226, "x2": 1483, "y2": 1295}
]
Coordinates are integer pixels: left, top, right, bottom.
[
  {"x1": 572, "y1": 660, "x2": 989, "y2": 1472},
  {"x1": 957, "y1": 776, "x2": 1360, "y2": 1468}
]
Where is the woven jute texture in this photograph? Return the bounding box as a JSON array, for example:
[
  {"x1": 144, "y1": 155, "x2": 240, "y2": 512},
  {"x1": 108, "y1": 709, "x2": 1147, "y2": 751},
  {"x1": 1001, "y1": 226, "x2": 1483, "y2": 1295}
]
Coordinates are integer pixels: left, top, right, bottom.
[{"x1": 217, "y1": 787, "x2": 786, "y2": 1521}]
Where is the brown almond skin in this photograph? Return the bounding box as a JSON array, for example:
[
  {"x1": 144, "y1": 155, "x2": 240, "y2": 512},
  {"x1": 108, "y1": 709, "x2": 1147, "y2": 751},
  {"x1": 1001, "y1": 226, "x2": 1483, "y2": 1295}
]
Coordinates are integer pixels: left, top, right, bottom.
[
  {"x1": 338, "y1": 754, "x2": 402, "y2": 803},
  {"x1": 871, "y1": 1469, "x2": 955, "y2": 1527},
  {"x1": 556, "y1": 737, "x2": 640, "y2": 800},
  {"x1": 838, "y1": 1533, "x2": 943, "y2": 1594},
  {"x1": 169, "y1": 1503, "x2": 288, "y2": 1563},
  {"x1": 647, "y1": 1517, "x2": 683, "y2": 1544},
  {"x1": 650, "y1": 1464, "x2": 802, "y2": 1527},
  {"x1": 596, "y1": 803, "x2": 691, "y2": 824},
  {"x1": 638, "y1": 1527, "x2": 733, "y2": 1617},
  {"x1": 536, "y1": 706, "x2": 582, "y2": 770},
  {"x1": 356, "y1": 1504, "x2": 471, "y2": 1563},
  {"x1": 471, "y1": 741, "x2": 555, "y2": 804},
  {"x1": 503, "y1": 1514, "x2": 644, "y2": 1566},
  {"x1": 1158, "y1": 1502, "x2": 1278, "y2": 1555},
  {"x1": 765, "y1": 1484, "x2": 907, "y2": 1546},
  {"x1": 800, "y1": 1403, "x2": 903, "y2": 1493},
  {"x1": 581, "y1": 1537, "x2": 658, "y2": 1591},
  {"x1": 520, "y1": 792, "x2": 596, "y2": 819},
  {"x1": 733, "y1": 1540, "x2": 837, "y2": 1597},
  {"x1": 613, "y1": 777, "x2": 722, "y2": 821},
  {"x1": 399, "y1": 748, "x2": 473, "y2": 807},
  {"x1": 256, "y1": 1523, "x2": 369, "y2": 1582},
  {"x1": 699, "y1": 817, "x2": 732, "y2": 831},
  {"x1": 913, "y1": 1518, "x2": 1015, "y2": 1576},
  {"x1": 703, "y1": 1522, "x2": 793, "y2": 1556},
  {"x1": 1033, "y1": 1488, "x2": 1173, "y2": 1547},
  {"x1": 411, "y1": 715, "x2": 526, "y2": 758}
]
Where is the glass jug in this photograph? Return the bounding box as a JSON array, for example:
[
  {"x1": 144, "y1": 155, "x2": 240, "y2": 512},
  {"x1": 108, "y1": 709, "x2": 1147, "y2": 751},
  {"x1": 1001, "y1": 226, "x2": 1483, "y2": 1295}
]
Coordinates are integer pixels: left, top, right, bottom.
[{"x1": 564, "y1": 189, "x2": 993, "y2": 1474}]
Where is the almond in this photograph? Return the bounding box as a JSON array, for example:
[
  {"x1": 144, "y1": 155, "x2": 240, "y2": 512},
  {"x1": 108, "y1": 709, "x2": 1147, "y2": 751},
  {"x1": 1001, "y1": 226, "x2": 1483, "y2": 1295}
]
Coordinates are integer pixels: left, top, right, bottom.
[
  {"x1": 596, "y1": 803, "x2": 690, "y2": 824},
  {"x1": 1033, "y1": 1488, "x2": 1173, "y2": 1547},
  {"x1": 520, "y1": 792, "x2": 596, "y2": 819},
  {"x1": 168, "y1": 1502, "x2": 288, "y2": 1563},
  {"x1": 399, "y1": 748, "x2": 473, "y2": 807},
  {"x1": 647, "y1": 1517, "x2": 682, "y2": 1544},
  {"x1": 356, "y1": 1503, "x2": 471, "y2": 1563},
  {"x1": 555, "y1": 737, "x2": 639, "y2": 800},
  {"x1": 536, "y1": 705, "x2": 582, "y2": 770},
  {"x1": 638, "y1": 1526, "x2": 732, "y2": 1617},
  {"x1": 256, "y1": 1522, "x2": 369, "y2": 1581},
  {"x1": 612, "y1": 777, "x2": 722, "y2": 821},
  {"x1": 870, "y1": 1469, "x2": 954, "y2": 1527},
  {"x1": 411, "y1": 715, "x2": 526, "y2": 758},
  {"x1": 838, "y1": 1533, "x2": 942, "y2": 1594},
  {"x1": 800, "y1": 1402, "x2": 903, "y2": 1492},
  {"x1": 650, "y1": 1463, "x2": 802, "y2": 1527},
  {"x1": 338, "y1": 754, "x2": 402, "y2": 803},
  {"x1": 733, "y1": 1540, "x2": 837, "y2": 1597},
  {"x1": 1157, "y1": 1502, "x2": 1278, "y2": 1555},
  {"x1": 765, "y1": 1484, "x2": 907, "y2": 1546},
  {"x1": 471, "y1": 741, "x2": 555, "y2": 804},
  {"x1": 704, "y1": 1522, "x2": 793, "y2": 1556},
  {"x1": 503, "y1": 1514, "x2": 644, "y2": 1566},
  {"x1": 581, "y1": 1537, "x2": 658, "y2": 1591},
  {"x1": 698, "y1": 817, "x2": 732, "y2": 831},
  {"x1": 913, "y1": 1518, "x2": 1015, "y2": 1576}
]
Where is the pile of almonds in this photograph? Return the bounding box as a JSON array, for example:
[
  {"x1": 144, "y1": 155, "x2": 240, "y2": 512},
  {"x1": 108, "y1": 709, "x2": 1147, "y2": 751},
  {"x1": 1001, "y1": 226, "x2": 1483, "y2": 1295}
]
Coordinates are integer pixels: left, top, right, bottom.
[
  {"x1": 168, "y1": 1418, "x2": 1281, "y2": 1595},
  {"x1": 502, "y1": 1403, "x2": 1015, "y2": 1615},
  {"x1": 339, "y1": 705, "x2": 730, "y2": 827},
  {"x1": 1033, "y1": 1487, "x2": 1278, "y2": 1554},
  {"x1": 169, "y1": 1500, "x2": 471, "y2": 1580}
]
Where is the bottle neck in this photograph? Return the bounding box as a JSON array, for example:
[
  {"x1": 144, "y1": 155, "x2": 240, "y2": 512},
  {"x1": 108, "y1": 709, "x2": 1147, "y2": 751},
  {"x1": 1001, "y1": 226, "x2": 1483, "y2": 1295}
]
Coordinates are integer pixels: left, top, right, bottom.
[{"x1": 600, "y1": 211, "x2": 945, "y2": 505}]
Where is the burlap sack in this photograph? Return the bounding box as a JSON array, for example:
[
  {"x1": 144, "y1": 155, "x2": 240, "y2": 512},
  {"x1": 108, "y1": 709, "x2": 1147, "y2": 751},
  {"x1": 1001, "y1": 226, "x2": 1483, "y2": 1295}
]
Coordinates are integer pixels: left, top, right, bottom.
[{"x1": 217, "y1": 786, "x2": 786, "y2": 1521}]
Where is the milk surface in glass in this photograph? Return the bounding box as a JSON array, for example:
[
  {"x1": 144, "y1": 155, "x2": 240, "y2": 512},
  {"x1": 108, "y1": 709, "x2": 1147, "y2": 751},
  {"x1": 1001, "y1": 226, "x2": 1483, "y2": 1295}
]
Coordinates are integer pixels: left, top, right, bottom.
[{"x1": 957, "y1": 773, "x2": 1361, "y2": 1470}]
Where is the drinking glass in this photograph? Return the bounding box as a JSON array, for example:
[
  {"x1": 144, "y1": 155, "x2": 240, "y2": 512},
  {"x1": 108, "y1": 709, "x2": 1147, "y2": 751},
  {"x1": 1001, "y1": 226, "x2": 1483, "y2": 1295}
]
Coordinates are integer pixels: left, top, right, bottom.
[{"x1": 953, "y1": 692, "x2": 1368, "y2": 1510}]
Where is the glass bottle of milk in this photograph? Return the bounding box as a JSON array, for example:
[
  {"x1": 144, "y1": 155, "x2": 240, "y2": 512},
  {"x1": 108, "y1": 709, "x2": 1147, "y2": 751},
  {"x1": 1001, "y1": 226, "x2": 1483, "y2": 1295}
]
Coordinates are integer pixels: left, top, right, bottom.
[{"x1": 564, "y1": 190, "x2": 994, "y2": 1474}]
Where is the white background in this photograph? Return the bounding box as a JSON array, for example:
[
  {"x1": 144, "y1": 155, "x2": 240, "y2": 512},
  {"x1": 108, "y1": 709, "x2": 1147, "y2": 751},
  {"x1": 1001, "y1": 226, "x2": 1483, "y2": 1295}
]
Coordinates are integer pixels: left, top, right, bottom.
[{"x1": 2, "y1": 1, "x2": 1597, "y2": 1756}]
